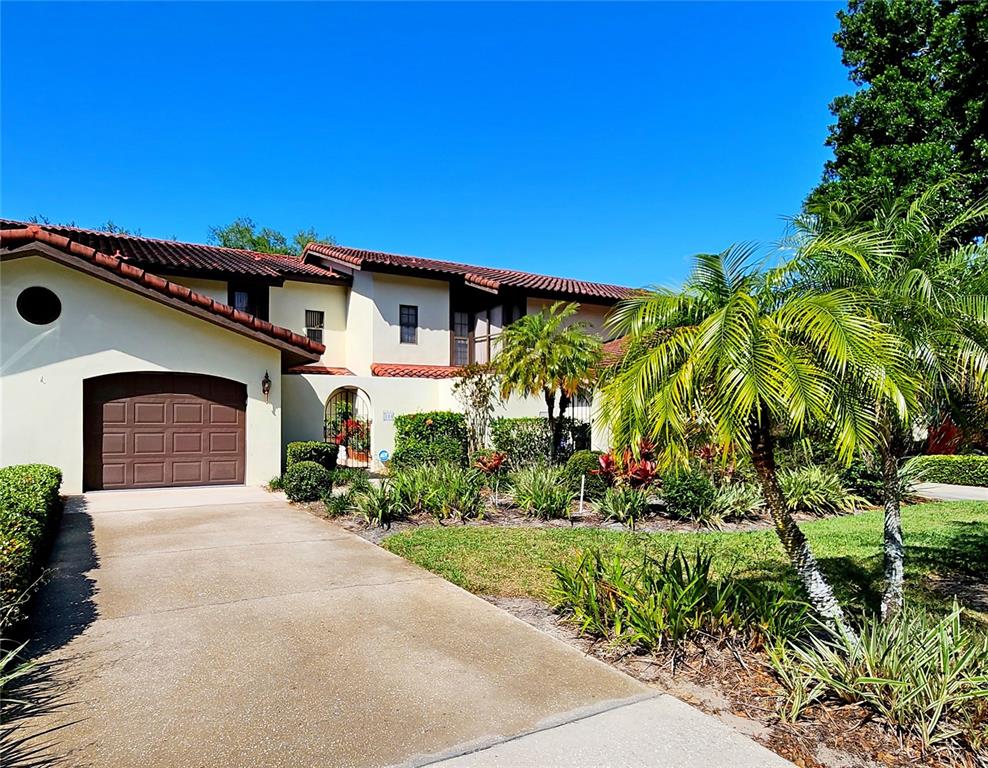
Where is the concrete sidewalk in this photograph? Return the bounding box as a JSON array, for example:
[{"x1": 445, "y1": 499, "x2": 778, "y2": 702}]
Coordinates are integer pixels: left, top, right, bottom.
[
  {"x1": 17, "y1": 488, "x2": 791, "y2": 768},
  {"x1": 915, "y1": 482, "x2": 988, "y2": 502}
]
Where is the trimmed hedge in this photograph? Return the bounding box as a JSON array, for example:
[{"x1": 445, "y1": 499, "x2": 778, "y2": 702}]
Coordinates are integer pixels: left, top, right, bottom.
[
  {"x1": 282, "y1": 461, "x2": 333, "y2": 502},
  {"x1": 909, "y1": 455, "x2": 988, "y2": 487},
  {"x1": 286, "y1": 441, "x2": 339, "y2": 472},
  {"x1": 1, "y1": 464, "x2": 63, "y2": 628},
  {"x1": 491, "y1": 418, "x2": 551, "y2": 468},
  {"x1": 390, "y1": 412, "x2": 468, "y2": 471},
  {"x1": 564, "y1": 450, "x2": 608, "y2": 500}
]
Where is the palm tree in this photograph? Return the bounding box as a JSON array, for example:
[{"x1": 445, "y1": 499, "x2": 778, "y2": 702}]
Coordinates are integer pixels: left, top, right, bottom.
[
  {"x1": 795, "y1": 189, "x2": 988, "y2": 619},
  {"x1": 494, "y1": 302, "x2": 602, "y2": 462},
  {"x1": 601, "y1": 245, "x2": 914, "y2": 639}
]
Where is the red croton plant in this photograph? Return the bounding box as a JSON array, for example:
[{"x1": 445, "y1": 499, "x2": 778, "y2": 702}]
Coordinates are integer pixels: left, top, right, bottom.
[
  {"x1": 473, "y1": 451, "x2": 508, "y2": 475},
  {"x1": 593, "y1": 439, "x2": 659, "y2": 488}
]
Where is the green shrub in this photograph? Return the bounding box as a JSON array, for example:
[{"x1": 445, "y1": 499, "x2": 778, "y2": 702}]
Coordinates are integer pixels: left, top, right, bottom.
[
  {"x1": 907, "y1": 454, "x2": 988, "y2": 487},
  {"x1": 391, "y1": 464, "x2": 443, "y2": 516},
  {"x1": 322, "y1": 489, "x2": 353, "y2": 517},
  {"x1": 353, "y1": 482, "x2": 404, "y2": 528},
  {"x1": 564, "y1": 450, "x2": 608, "y2": 500},
  {"x1": 390, "y1": 412, "x2": 468, "y2": 470},
  {"x1": 661, "y1": 469, "x2": 716, "y2": 521},
  {"x1": 595, "y1": 486, "x2": 648, "y2": 529},
  {"x1": 551, "y1": 546, "x2": 810, "y2": 652},
  {"x1": 281, "y1": 461, "x2": 333, "y2": 502},
  {"x1": 778, "y1": 465, "x2": 865, "y2": 516},
  {"x1": 330, "y1": 467, "x2": 371, "y2": 493},
  {"x1": 840, "y1": 456, "x2": 885, "y2": 503},
  {"x1": 711, "y1": 483, "x2": 765, "y2": 521},
  {"x1": 434, "y1": 465, "x2": 485, "y2": 521},
  {"x1": 0, "y1": 464, "x2": 63, "y2": 629},
  {"x1": 286, "y1": 441, "x2": 339, "y2": 471},
  {"x1": 491, "y1": 418, "x2": 551, "y2": 468},
  {"x1": 267, "y1": 475, "x2": 284, "y2": 492},
  {"x1": 509, "y1": 465, "x2": 574, "y2": 519},
  {"x1": 769, "y1": 602, "x2": 988, "y2": 750}
]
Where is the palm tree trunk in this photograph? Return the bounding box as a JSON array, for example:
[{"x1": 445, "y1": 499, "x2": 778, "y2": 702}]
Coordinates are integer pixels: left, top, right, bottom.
[
  {"x1": 879, "y1": 431, "x2": 905, "y2": 621},
  {"x1": 750, "y1": 417, "x2": 857, "y2": 642},
  {"x1": 554, "y1": 391, "x2": 572, "y2": 463},
  {"x1": 544, "y1": 389, "x2": 557, "y2": 463}
]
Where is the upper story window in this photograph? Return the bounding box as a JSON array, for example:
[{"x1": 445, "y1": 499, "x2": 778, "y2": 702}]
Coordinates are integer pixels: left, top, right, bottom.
[
  {"x1": 305, "y1": 310, "x2": 324, "y2": 344},
  {"x1": 452, "y1": 311, "x2": 471, "y2": 366},
  {"x1": 228, "y1": 282, "x2": 269, "y2": 320},
  {"x1": 399, "y1": 304, "x2": 418, "y2": 344}
]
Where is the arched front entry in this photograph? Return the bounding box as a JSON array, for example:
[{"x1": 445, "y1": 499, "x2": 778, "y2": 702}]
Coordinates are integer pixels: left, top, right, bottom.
[
  {"x1": 324, "y1": 387, "x2": 372, "y2": 468},
  {"x1": 83, "y1": 372, "x2": 247, "y2": 490}
]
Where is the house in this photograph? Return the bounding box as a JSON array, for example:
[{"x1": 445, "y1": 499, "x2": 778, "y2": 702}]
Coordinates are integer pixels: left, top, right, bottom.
[{"x1": 0, "y1": 220, "x2": 634, "y2": 492}]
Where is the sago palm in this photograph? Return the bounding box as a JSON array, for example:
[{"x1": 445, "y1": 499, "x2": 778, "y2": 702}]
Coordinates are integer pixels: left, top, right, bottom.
[
  {"x1": 494, "y1": 302, "x2": 602, "y2": 462},
  {"x1": 795, "y1": 188, "x2": 988, "y2": 619},
  {"x1": 601, "y1": 245, "x2": 913, "y2": 639}
]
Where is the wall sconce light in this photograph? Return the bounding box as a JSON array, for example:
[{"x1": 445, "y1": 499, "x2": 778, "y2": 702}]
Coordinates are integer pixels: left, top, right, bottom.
[{"x1": 261, "y1": 371, "x2": 272, "y2": 402}]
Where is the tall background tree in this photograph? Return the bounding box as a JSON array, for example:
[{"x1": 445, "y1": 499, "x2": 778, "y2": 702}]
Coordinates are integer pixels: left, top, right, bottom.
[
  {"x1": 208, "y1": 217, "x2": 335, "y2": 256},
  {"x1": 494, "y1": 302, "x2": 602, "y2": 463},
  {"x1": 808, "y1": 0, "x2": 988, "y2": 239}
]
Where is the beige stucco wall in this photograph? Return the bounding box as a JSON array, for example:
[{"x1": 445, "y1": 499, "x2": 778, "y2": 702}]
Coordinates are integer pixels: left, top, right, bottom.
[
  {"x1": 0, "y1": 255, "x2": 283, "y2": 492},
  {"x1": 269, "y1": 281, "x2": 348, "y2": 367},
  {"x1": 372, "y1": 273, "x2": 451, "y2": 366},
  {"x1": 526, "y1": 297, "x2": 613, "y2": 336}
]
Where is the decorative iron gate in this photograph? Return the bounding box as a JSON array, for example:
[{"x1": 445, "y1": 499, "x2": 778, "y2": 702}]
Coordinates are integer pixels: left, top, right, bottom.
[{"x1": 324, "y1": 388, "x2": 372, "y2": 468}]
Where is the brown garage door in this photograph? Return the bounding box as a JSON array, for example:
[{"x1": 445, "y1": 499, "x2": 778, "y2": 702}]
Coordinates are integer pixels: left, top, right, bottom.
[{"x1": 83, "y1": 373, "x2": 247, "y2": 490}]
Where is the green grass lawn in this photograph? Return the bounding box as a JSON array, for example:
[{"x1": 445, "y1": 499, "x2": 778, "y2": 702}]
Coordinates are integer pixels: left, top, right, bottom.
[{"x1": 383, "y1": 501, "x2": 988, "y2": 616}]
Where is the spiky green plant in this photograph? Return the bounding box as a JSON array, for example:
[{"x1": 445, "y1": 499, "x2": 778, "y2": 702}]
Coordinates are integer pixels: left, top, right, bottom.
[
  {"x1": 600, "y1": 244, "x2": 916, "y2": 639},
  {"x1": 595, "y1": 486, "x2": 649, "y2": 529},
  {"x1": 778, "y1": 465, "x2": 866, "y2": 516},
  {"x1": 509, "y1": 465, "x2": 574, "y2": 519}
]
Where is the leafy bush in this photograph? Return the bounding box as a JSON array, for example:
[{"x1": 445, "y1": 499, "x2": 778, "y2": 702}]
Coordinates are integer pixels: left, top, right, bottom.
[
  {"x1": 353, "y1": 482, "x2": 404, "y2": 528},
  {"x1": 267, "y1": 475, "x2": 284, "y2": 492},
  {"x1": 711, "y1": 482, "x2": 765, "y2": 521},
  {"x1": 509, "y1": 465, "x2": 574, "y2": 519},
  {"x1": 390, "y1": 412, "x2": 468, "y2": 470},
  {"x1": 491, "y1": 418, "x2": 551, "y2": 468},
  {"x1": 595, "y1": 486, "x2": 649, "y2": 529},
  {"x1": 0, "y1": 464, "x2": 63, "y2": 629},
  {"x1": 391, "y1": 464, "x2": 443, "y2": 516},
  {"x1": 330, "y1": 467, "x2": 371, "y2": 493},
  {"x1": 907, "y1": 454, "x2": 988, "y2": 487},
  {"x1": 434, "y1": 464, "x2": 485, "y2": 521},
  {"x1": 286, "y1": 441, "x2": 339, "y2": 472},
  {"x1": 661, "y1": 469, "x2": 716, "y2": 521},
  {"x1": 564, "y1": 450, "x2": 609, "y2": 500},
  {"x1": 322, "y1": 489, "x2": 353, "y2": 517},
  {"x1": 551, "y1": 546, "x2": 810, "y2": 652},
  {"x1": 769, "y1": 602, "x2": 988, "y2": 750},
  {"x1": 281, "y1": 461, "x2": 333, "y2": 502},
  {"x1": 840, "y1": 456, "x2": 885, "y2": 503},
  {"x1": 778, "y1": 465, "x2": 865, "y2": 516}
]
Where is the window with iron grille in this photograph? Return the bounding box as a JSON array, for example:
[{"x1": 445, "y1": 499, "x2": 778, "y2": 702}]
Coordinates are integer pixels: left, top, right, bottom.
[
  {"x1": 305, "y1": 309, "x2": 324, "y2": 344},
  {"x1": 399, "y1": 305, "x2": 418, "y2": 344}
]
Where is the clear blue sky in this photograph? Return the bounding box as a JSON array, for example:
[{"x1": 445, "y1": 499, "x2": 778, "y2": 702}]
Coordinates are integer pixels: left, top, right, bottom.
[{"x1": 1, "y1": 1, "x2": 848, "y2": 288}]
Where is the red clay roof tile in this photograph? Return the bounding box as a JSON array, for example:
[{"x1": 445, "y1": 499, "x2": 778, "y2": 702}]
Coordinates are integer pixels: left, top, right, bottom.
[
  {"x1": 370, "y1": 363, "x2": 462, "y2": 379},
  {"x1": 0, "y1": 219, "x2": 344, "y2": 283},
  {"x1": 304, "y1": 242, "x2": 636, "y2": 303},
  {"x1": 1, "y1": 226, "x2": 325, "y2": 359},
  {"x1": 284, "y1": 365, "x2": 355, "y2": 376}
]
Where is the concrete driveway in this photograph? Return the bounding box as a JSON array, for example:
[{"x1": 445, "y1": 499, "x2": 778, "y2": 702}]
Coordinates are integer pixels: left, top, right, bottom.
[{"x1": 16, "y1": 488, "x2": 790, "y2": 768}]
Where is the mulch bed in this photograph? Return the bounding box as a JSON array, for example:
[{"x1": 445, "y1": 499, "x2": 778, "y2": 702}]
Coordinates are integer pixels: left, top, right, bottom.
[{"x1": 485, "y1": 596, "x2": 983, "y2": 768}]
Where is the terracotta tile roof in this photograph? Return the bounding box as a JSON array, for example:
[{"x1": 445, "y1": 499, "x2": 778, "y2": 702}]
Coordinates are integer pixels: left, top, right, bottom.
[
  {"x1": 602, "y1": 336, "x2": 627, "y2": 365},
  {"x1": 304, "y1": 242, "x2": 636, "y2": 303},
  {"x1": 285, "y1": 365, "x2": 355, "y2": 376},
  {"x1": 0, "y1": 219, "x2": 344, "y2": 283},
  {"x1": 370, "y1": 363, "x2": 462, "y2": 379},
  {"x1": 1, "y1": 225, "x2": 325, "y2": 359}
]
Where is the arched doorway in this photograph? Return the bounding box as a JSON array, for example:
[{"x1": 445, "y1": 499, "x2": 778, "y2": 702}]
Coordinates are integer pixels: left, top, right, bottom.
[{"x1": 324, "y1": 387, "x2": 372, "y2": 468}]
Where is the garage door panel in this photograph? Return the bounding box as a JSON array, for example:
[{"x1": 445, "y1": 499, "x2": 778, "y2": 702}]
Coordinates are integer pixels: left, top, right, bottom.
[
  {"x1": 134, "y1": 433, "x2": 166, "y2": 454},
  {"x1": 173, "y1": 432, "x2": 203, "y2": 454},
  {"x1": 84, "y1": 373, "x2": 246, "y2": 491}
]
